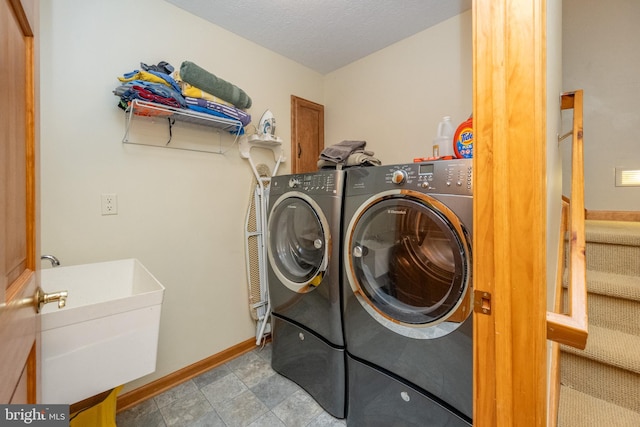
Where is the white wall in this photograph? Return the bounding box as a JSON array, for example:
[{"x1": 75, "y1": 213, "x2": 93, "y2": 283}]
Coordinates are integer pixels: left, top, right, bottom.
[
  {"x1": 324, "y1": 11, "x2": 473, "y2": 165},
  {"x1": 546, "y1": 0, "x2": 564, "y2": 414},
  {"x1": 548, "y1": 2, "x2": 565, "y2": 309},
  {"x1": 38, "y1": 0, "x2": 322, "y2": 394},
  {"x1": 563, "y1": 0, "x2": 640, "y2": 210}
]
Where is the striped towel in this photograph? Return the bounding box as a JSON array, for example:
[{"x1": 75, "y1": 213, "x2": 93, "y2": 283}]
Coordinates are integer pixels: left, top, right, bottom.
[{"x1": 184, "y1": 96, "x2": 251, "y2": 126}]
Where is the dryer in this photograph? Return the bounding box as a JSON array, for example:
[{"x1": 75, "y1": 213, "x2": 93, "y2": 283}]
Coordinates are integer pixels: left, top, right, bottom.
[
  {"x1": 342, "y1": 160, "x2": 473, "y2": 426},
  {"x1": 266, "y1": 170, "x2": 346, "y2": 418}
]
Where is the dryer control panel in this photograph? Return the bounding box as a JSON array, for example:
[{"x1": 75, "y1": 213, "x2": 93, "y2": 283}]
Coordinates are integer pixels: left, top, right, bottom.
[
  {"x1": 345, "y1": 160, "x2": 472, "y2": 196},
  {"x1": 415, "y1": 160, "x2": 472, "y2": 195}
]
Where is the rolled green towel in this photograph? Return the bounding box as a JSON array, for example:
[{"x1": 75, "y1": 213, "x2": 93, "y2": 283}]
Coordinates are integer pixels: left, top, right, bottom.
[{"x1": 179, "y1": 61, "x2": 252, "y2": 109}]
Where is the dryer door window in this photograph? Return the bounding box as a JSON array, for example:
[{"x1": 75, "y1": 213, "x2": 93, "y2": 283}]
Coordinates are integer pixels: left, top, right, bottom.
[
  {"x1": 347, "y1": 195, "x2": 471, "y2": 332},
  {"x1": 268, "y1": 195, "x2": 328, "y2": 292}
]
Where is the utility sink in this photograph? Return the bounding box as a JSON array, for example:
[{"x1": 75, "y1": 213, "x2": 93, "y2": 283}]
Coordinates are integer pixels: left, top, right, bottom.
[{"x1": 40, "y1": 259, "x2": 165, "y2": 404}]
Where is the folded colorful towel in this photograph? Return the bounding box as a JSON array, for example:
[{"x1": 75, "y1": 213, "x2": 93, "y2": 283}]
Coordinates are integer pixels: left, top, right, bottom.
[
  {"x1": 114, "y1": 80, "x2": 186, "y2": 107},
  {"x1": 185, "y1": 105, "x2": 244, "y2": 135},
  {"x1": 119, "y1": 70, "x2": 174, "y2": 88},
  {"x1": 116, "y1": 85, "x2": 182, "y2": 109},
  {"x1": 184, "y1": 96, "x2": 251, "y2": 126},
  {"x1": 174, "y1": 72, "x2": 234, "y2": 106},
  {"x1": 179, "y1": 61, "x2": 252, "y2": 109}
]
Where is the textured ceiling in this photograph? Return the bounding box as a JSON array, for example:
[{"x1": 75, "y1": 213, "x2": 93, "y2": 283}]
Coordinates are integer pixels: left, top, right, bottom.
[{"x1": 163, "y1": 0, "x2": 472, "y2": 74}]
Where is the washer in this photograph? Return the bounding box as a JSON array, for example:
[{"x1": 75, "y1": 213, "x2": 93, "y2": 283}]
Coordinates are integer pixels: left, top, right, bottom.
[
  {"x1": 266, "y1": 170, "x2": 346, "y2": 418},
  {"x1": 342, "y1": 160, "x2": 473, "y2": 426}
]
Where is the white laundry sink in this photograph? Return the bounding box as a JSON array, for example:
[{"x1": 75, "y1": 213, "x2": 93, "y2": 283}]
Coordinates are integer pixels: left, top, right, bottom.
[{"x1": 40, "y1": 258, "x2": 165, "y2": 404}]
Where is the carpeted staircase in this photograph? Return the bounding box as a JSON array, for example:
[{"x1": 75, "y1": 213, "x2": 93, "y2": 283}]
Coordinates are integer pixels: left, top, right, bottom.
[{"x1": 558, "y1": 220, "x2": 640, "y2": 427}]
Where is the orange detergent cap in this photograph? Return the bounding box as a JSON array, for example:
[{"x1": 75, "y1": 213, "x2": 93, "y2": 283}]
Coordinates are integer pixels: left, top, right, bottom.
[{"x1": 414, "y1": 156, "x2": 452, "y2": 162}]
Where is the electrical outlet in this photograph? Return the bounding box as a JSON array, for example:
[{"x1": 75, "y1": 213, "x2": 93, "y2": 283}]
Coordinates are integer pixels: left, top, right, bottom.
[{"x1": 101, "y1": 193, "x2": 118, "y2": 215}]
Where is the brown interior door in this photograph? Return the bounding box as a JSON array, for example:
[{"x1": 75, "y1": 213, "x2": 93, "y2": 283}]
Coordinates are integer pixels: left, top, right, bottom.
[
  {"x1": 291, "y1": 95, "x2": 324, "y2": 173},
  {"x1": 0, "y1": 0, "x2": 40, "y2": 404}
]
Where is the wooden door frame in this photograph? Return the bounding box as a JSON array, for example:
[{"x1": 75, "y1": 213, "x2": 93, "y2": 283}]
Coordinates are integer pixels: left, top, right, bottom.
[
  {"x1": 473, "y1": 0, "x2": 548, "y2": 425},
  {"x1": 290, "y1": 95, "x2": 324, "y2": 174},
  {"x1": 0, "y1": 0, "x2": 39, "y2": 404}
]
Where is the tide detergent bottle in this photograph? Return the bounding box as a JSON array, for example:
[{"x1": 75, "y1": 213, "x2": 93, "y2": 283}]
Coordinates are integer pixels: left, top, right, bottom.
[{"x1": 454, "y1": 116, "x2": 474, "y2": 159}]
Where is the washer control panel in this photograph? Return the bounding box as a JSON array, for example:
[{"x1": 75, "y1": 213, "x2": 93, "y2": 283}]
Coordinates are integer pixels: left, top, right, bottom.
[{"x1": 270, "y1": 170, "x2": 344, "y2": 196}]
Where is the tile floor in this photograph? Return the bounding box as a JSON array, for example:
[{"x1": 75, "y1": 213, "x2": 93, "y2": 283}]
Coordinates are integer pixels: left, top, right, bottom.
[{"x1": 116, "y1": 342, "x2": 346, "y2": 427}]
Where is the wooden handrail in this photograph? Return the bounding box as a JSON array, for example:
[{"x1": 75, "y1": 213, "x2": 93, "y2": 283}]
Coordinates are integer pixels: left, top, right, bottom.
[
  {"x1": 547, "y1": 198, "x2": 570, "y2": 427},
  {"x1": 546, "y1": 90, "x2": 588, "y2": 350}
]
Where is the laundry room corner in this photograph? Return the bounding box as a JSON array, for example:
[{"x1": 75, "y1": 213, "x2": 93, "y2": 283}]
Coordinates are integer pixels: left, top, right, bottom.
[
  {"x1": 323, "y1": 10, "x2": 472, "y2": 165},
  {"x1": 38, "y1": 0, "x2": 324, "y2": 395}
]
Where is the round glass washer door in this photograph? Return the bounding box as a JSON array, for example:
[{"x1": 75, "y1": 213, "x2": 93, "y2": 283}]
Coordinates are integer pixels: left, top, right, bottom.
[
  {"x1": 267, "y1": 192, "x2": 330, "y2": 293},
  {"x1": 344, "y1": 190, "x2": 472, "y2": 339}
]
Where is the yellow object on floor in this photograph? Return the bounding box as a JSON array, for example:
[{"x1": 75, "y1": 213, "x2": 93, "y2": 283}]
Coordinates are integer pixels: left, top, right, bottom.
[{"x1": 69, "y1": 385, "x2": 122, "y2": 427}]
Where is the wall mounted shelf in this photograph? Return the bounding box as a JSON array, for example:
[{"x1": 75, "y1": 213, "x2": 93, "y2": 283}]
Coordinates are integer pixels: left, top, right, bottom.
[
  {"x1": 122, "y1": 99, "x2": 244, "y2": 154},
  {"x1": 238, "y1": 133, "x2": 285, "y2": 163}
]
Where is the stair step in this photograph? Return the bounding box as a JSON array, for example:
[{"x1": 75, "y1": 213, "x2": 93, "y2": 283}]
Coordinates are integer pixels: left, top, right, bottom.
[
  {"x1": 558, "y1": 386, "x2": 640, "y2": 427},
  {"x1": 586, "y1": 270, "x2": 640, "y2": 302},
  {"x1": 563, "y1": 271, "x2": 640, "y2": 334},
  {"x1": 561, "y1": 325, "x2": 640, "y2": 375},
  {"x1": 560, "y1": 325, "x2": 640, "y2": 413},
  {"x1": 560, "y1": 352, "x2": 640, "y2": 413},
  {"x1": 586, "y1": 242, "x2": 640, "y2": 275},
  {"x1": 586, "y1": 220, "x2": 640, "y2": 246},
  {"x1": 586, "y1": 292, "x2": 640, "y2": 335},
  {"x1": 585, "y1": 220, "x2": 640, "y2": 275}
]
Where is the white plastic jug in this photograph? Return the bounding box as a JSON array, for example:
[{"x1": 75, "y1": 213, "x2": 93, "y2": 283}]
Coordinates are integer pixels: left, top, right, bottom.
[{"x1": 433, "y1": 116, "x2": 455, "y2": 157}]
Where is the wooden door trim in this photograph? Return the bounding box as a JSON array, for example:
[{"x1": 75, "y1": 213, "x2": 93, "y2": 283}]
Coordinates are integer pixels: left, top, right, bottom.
[{"x1": 473, "y1": 0, "x2": 547, "y2": 425}]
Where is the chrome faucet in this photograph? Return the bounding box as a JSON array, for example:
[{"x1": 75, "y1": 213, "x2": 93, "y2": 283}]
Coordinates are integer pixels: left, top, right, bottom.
[{"x1": 41, "y1": 254, "x2": 61, "y2": 267}]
